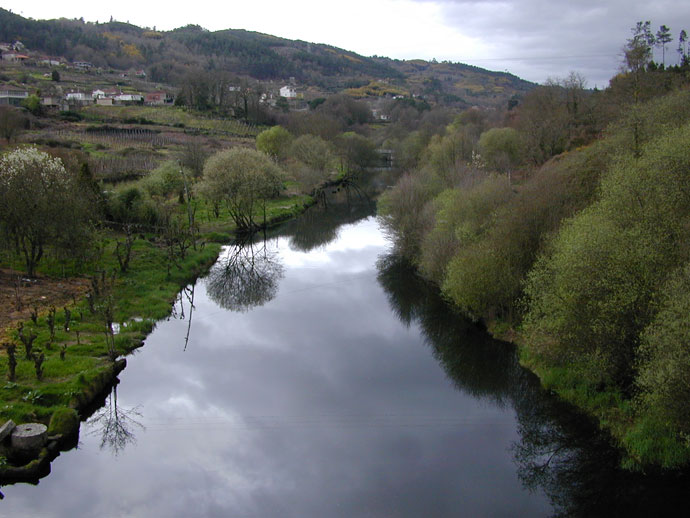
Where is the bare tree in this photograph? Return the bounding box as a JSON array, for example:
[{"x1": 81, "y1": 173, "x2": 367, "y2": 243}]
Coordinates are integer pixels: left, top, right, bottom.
[
  {"x1": 87, "y1": 385, "x2": 143, "y2": 456},
  {"x1": 0, "y1": 106, "x2": 25, "y2": 143},
  {"x1": 205, "y1": 237, "x2": 284, "y2": 312}
]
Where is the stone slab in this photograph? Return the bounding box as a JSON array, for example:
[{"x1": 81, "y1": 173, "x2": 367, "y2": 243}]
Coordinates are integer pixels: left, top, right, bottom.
[{"x1": 0, "y1": 420, "x2": 16, "y2": 442}]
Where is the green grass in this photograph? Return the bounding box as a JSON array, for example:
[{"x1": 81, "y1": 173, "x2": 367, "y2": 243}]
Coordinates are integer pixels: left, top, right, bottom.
[
  {"x1": 0, "y1": 236, "x2": 221, "y2": 428},
  {"x1": 517, "y1": 341, "x2": 690, "y2": 469},
  {"x1": 81, "y1": 105, "x2": 261, "y2": 137}
]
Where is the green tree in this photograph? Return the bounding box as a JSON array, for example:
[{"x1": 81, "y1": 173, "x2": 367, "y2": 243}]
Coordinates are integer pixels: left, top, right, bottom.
[
  {"x1": 141, "y1": 160, "x2": 188, "y2": 199},
  {"x1": 196, "y1": 148, "x2": 284, "y2": 230},
  {"x1": 275, "y1": 96, "x2": 289, "y2": 113},
  {"x1": 256, "y1": 125, "x2": 293, "y2": 162},
  {"x1": 625, "y1": 22, "x2": 654, "y2": 75},
  {"x1": 51, "y1": 69, "x2": 60, "y2": 82},
  {"x1": 20, "y1": 94, "x2": 42, "y2": 116},
  {"x1": 286, "y1": 134, "x2": 334, "y2": 194},
  {"x1": 0, "y1": 147, "x2": 94, "y2": 276},
  {"x1": 678, "y1": 30, "x2": 688, "y2": 62},
  {"x1": 656, "y1": 25, "x2": 672, "y2": 67},
  {"x1": 288, "y1": 134, "x2": 332, "y2": 173},
  {"x1": 523, "y1": 123, "x2": 690, "y2": 386},
  {"x1": 334, "y1": 132, "x2": 377, "y2": 173},
  {"x1": 636, "y1": 263, "x2": 690, "y2": 437},
  {"x1": 478, "y1": 127, "x2": 523, "y2": 180}
]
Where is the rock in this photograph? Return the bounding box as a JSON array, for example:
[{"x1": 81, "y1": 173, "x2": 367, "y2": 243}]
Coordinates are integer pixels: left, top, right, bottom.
[
  {"x1": 0, "y1": 420, "x2": 16, "y2": 442},
  {"x1": 47, "y1": 408, "x2": 79, "y2": 437},
  {"x1": 11, "y1": 423, "x2": 48, "y2": 451}
]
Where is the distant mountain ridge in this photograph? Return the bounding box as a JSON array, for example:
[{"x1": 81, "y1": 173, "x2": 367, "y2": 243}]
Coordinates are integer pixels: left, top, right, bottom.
[{"x1": 0, "y1": 8, "x2": 534, "y2": 107}]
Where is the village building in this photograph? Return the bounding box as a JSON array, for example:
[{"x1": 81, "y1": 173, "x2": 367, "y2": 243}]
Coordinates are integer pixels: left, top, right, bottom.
[
  {"x1": 0, "y1": 86, "x2": 29, "y2": 106},
  {"x1": 73, "y1": 61, "x2": 93, "y2": 71},
  {"x1": 115, "y1": 93, "x2": 143, "y2": 104},
  {"x1": 279, "y1": 85, "x2": 297, "y2": 99},
  {"x1": 38, "y1": 57, "x2": 63, "y2": 67},
  {"x1": 40, "y1": 96, "x2": 63, "y2": 110},
  {"x1": 144, "y1": 91, "x2": 172, "y2": 105},
  {"x1": 1, "y1": 53, "x2": 29, "y2": 63},
  {"x1": 65, "y1": 91, "x2": 89, "y2": 102}
]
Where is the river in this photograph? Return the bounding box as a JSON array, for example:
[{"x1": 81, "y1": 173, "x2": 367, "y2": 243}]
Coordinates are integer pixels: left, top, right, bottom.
[{"x1": 0, "y1": 186, "x2": 686, "y2": 516}]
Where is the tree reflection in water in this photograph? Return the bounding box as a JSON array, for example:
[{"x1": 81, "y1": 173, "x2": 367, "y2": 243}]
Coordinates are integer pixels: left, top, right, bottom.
[
  {"x1": 170, "y1": 285, "x2": 196, "y2": 351},
  {"x1": 285, "y1": 184, "x2": 377, "y2": 253},
  {"x1": 87, "y1": 385, "x2": 144, "y2": 456},
  {"x1": 376, "y1": 252, "x2": 688, "y2": 518},
  {"x1": 205, "y1": 236, "x2": 285, "y2": 313}
]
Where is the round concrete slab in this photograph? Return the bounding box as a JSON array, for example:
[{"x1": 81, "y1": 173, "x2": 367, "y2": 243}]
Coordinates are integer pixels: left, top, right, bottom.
[{"x1": 11, "y1": 423, "x2": 48, "y2": 450}]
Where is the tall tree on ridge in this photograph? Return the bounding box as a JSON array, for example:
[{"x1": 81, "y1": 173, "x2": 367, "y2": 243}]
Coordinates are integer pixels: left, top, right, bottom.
[{"x1": 656, "y1": 25, "x2": 672, "y2": 67}]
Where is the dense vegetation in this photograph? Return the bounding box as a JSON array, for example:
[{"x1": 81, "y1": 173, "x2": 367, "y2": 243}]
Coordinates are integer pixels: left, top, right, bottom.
[{"x1": 379, "y1": 26, "x2": 690, "y2": 468}]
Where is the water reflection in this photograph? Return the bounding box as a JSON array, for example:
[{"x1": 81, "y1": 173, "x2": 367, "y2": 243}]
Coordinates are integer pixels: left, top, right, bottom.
[
  {"x1": 283, "y1": 184, "x2": 377, "y2": 252},
  {"x1": 377, "y1": 254, "x2": 519, "y2": 406},
  {"x1": 86, "y1": 385, "x2": 144, "y2": 456},
  {"x1": 2, "y1": 184, "x2": 687, "y2": 515},
  {"x1": 204, "y1": 237, "x2": 285, "y2": 312},
  {"x1": 170, "y1": 285, "x2": 196, "y2": 351},
  {"x1": 376, "y1": 252, "x2": 689, "y2": 517}
]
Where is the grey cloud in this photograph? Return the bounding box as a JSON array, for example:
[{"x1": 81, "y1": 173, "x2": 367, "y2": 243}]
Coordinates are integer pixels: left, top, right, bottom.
[{"x1": 411, "y1": 0, "x2": 690, "y2": 85}]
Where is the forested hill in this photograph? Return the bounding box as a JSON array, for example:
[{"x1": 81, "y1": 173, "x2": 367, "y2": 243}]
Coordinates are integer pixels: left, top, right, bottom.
[{"x1": 0, "y1": 8, "x2": 533, "y2": 106}]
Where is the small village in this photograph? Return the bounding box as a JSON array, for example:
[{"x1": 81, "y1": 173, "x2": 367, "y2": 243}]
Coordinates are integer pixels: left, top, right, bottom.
[{"x1": 0, "y1": 40, "x2": 320, "y2": 114}]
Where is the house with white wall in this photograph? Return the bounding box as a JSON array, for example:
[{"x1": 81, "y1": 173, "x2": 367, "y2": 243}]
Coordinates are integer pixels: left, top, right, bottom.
[
  {"x1": 279, "y1": 85, "x2": 297, "y2": 98},
  {"x1": 0, "y1": 86, "x2": 28, "y2": 106},
  {"x1": 66, "y1": 91, "x2": 89, "y2": 102}
]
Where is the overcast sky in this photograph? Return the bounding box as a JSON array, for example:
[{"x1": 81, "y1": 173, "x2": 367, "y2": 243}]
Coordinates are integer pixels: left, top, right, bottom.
[{"x1": 3, "y1": 0, "x2": 690, "y2": 87}]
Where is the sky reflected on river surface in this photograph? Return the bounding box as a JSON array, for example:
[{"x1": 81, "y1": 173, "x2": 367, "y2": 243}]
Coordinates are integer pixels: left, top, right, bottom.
[{"x1": 0, "y1": 216, "x2": 551, "y2": 517}]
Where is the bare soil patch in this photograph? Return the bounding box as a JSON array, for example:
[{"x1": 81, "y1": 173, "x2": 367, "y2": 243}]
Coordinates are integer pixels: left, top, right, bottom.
[{"x1": 0, "y1": 269, "x2": 90, "y2": 343}]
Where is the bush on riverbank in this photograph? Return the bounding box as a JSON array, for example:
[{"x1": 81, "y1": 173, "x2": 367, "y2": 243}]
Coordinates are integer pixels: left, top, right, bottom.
[{"x1": 378, "y1": 86, "x2": 690, "y2": 468}]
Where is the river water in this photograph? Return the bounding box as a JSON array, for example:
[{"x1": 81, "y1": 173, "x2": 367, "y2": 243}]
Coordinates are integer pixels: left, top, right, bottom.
[{"x1": 1, "y1": 188, "x2": 686, "y2": 516}]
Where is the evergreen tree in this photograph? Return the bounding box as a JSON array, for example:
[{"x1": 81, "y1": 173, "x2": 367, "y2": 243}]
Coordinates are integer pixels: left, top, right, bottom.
[{"x1": 656, "y1": 25, "x2": 672, "y2": 66}]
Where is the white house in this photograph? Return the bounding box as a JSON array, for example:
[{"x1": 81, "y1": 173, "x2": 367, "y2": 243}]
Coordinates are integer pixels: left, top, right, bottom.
[
  {"x1": 39, "y1": 58, "x2": 62, "y2": 67},
  {"x1": 279, "y1": 85, "x2": 297, "y2": 99},
  {"x1": 0, "y1": 87, "x2": 28, "y2": 106},
  {"x1": 115, "y1": 93, "x2": 143, "y2": 103},
  {"x1": 66, "y1": 92, "x2": 89, "y2": 101},
  {"x1": 92, "y1": 89, "x2": 106, "y2": 99}
]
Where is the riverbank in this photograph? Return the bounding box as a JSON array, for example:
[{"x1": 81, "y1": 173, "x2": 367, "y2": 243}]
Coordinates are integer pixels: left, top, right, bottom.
[{"x1": 0, "y1": 194, "x2": 314, "y2": 481}]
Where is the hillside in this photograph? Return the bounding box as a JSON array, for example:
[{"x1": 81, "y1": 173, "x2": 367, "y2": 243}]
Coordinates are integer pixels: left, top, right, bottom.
[{"x1": 0, "y1": 8, "x2": 533, "y2": 108}]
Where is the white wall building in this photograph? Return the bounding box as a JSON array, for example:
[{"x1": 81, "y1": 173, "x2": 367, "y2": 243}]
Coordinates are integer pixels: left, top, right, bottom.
[
  {"x1": 279, "y1": 85, "x2": 297, "y2": 98},
  {"x1": 66, "y1": 92, "x2": 88, "y2": 101},
  {"x1": 115, "y1": 94, "x2": 143, "y2": 103}
]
